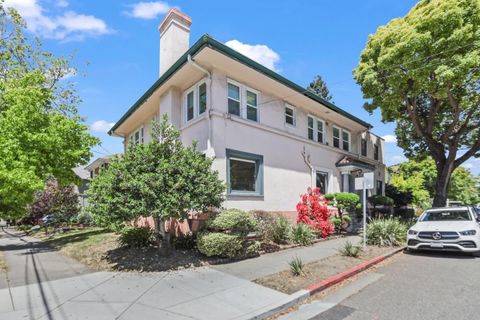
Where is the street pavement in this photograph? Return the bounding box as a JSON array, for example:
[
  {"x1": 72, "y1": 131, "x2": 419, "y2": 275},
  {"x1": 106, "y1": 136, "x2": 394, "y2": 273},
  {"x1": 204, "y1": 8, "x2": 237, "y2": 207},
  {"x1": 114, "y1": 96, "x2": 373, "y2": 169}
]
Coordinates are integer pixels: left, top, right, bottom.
[{"x1": 282, "y1": 250, "x2": 480, "y2": 320}]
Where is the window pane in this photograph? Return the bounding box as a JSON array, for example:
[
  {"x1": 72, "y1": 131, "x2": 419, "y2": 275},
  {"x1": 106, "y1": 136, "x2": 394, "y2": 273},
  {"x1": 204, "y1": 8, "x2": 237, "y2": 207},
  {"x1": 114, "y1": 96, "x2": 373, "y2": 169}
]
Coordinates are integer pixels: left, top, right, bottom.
[
  {"x1": 308, "y1": 128, "x2": 314, "y2": 140},
  {"x1": 316, "y1": 172, "x2": 328, "y2": 194},
  {"x1": 317, "y1": 132, "x2": 323, "y2": 143},
  {"x1": 308, "y1": 117, "x2": 314, "y2": 128},
  {"x1": 228, "y1": 83, "x2": 240, "y2": 100},
  {"x1": 228, "y1": 99, "x2": 240, "y2": 115},
  {"x1": 246, "y1": 91, "x2": 257, "y2": 106},
  {"x1": 361, "y1": 139, "x2": 367, "y2": 156},
  {"x1": 230, "y1": 159, "x2": 256, "y2": 192},
  {"x1": 285, "y1": 107, "x2": 294, "y2": 125},
  {"x1": 342, "y1": 131, "x2": 349, "y2": 141},
  {"x1": 343, "y1": 140, "x2": 349, "y2": 151},
  {"x1": 247, "y1": 105, "x2": 257, "y2": 121},
  {"x1": 286, "y1": 114, "x2": 294, "y2": 125},
  {"x1": 187, "y1": 91, "x2": 194, "y2": 121},
  {"x1": 199, "y1": 83, "x2": 207, "y2": 114},
  {"x1": 333, "y1": 127, "x2": 340, "y2": 138},
  {"x1": 374, "y1": 144, "x2": 379, "y2": 160},
  {"x1": 285, "y1": 107, "x2": 294, "y2": 117}
]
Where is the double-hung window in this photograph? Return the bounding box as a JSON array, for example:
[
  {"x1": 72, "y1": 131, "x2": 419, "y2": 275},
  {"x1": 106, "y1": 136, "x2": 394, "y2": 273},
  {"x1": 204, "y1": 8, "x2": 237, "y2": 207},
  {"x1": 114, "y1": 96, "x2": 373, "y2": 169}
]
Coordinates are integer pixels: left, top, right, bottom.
[
  {"x1": 361, "y1": 138, "x2": 367, "y2": 157},
  {"x1": 333, "y1": 127, "x2": 341, "y2": 148},
  {"x1": 332, "y1": 126, "x2": 350, "y2": 151},
  {"x1": 285, "y1": 104, "x2": 295, "y2": 126},
  {"x1": 227, "y1": 80, "x2": 260, "y2": 122},
  {"x1": 307, "y1": 115, "x2": 325, "y2": 143},
  {"x1": 374, "y1": 143, "x2": 379, "y2": 160},
  {"x1": 226, "y1": 149, "x2": 263, "y2": 196},
  {"x1": 184, "y1": 80, "x2": 208, "y2": 123},
  {"x1": 129, "y1": 126, "x2": 144, "y2": 146}
]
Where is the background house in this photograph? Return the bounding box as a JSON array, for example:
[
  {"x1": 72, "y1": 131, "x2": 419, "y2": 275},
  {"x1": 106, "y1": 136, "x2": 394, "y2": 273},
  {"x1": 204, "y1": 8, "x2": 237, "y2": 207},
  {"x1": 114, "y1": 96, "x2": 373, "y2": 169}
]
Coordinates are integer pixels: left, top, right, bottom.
[{"x1": 109, "y1": 9, "x2": 386, "y2": 215}]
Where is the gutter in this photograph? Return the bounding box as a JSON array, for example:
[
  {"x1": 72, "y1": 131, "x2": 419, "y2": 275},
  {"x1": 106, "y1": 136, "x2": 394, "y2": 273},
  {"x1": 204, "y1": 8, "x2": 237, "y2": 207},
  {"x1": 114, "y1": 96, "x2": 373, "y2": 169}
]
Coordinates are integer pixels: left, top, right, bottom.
[{"x1": 187, "y1": 55, "x2": 215, "y2": 158}]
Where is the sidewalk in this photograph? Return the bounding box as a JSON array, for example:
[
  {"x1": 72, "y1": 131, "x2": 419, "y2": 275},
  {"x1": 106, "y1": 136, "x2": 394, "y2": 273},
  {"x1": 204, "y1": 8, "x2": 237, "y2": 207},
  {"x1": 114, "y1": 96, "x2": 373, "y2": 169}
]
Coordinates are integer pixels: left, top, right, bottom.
[
  {"x1": 211, "y1": 235, "x2": 360, "y2": 280},
  {"x1": 0, "y1": 228, "x2": 360, "y2": 319}
]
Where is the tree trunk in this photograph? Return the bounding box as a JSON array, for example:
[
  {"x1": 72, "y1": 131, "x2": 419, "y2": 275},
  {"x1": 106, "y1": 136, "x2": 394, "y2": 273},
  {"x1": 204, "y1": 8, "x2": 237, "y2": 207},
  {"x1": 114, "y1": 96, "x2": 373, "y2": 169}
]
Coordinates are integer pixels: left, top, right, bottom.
[
  {"x1": 153, "y1": 216, "x2": 171, "y2": 256},
  {"x1": 432, "y1": 161, "x2": 454, "y2": 207}
]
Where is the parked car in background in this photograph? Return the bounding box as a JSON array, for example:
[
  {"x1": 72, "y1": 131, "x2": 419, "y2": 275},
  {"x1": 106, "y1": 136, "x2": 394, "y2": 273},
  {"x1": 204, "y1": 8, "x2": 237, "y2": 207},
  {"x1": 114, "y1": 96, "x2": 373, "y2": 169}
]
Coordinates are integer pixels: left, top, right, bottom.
[{"x1": 407, "y1": 207, "x2": 480, "y2": 254}]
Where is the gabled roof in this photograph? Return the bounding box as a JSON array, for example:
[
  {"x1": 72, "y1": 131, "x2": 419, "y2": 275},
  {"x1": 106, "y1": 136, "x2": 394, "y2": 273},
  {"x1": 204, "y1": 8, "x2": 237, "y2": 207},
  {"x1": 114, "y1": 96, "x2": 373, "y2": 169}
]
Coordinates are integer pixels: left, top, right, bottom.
[{"x1": 109, "y1": 34, "x2": 372, "y2": 134}]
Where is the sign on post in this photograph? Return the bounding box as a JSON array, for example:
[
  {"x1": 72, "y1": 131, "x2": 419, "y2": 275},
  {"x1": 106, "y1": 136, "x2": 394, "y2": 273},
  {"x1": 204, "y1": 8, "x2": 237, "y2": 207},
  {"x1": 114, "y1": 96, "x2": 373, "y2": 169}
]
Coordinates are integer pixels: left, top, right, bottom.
[{"x1": 355, "y1": 172, "x2": 374, "y2": 250}]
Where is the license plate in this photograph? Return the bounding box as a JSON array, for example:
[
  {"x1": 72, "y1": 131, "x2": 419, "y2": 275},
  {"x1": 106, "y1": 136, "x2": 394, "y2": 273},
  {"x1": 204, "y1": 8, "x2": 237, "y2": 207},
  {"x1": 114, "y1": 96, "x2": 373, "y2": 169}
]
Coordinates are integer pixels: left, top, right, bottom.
[{"x1": 430, "y1": 242, "x2": 444, "y2": 248}]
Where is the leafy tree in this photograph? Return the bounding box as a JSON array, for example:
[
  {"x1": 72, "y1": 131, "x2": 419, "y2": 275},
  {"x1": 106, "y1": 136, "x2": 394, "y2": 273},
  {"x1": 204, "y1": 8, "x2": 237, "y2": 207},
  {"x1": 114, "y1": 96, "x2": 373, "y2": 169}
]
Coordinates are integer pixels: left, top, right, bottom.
[
  {"x1": 29, "y1": 177, "x2": 80, "y2": 225},
  {"x1": 448, "y1": 167, "x2": 480, "y2": 205},
  {"x1": 0, "y1": 5, "x2": 98, "y2": 219},
  {"x1": 354, "y1": 0, "x2": 480, "y2": 207},
  {"x1": 307, "y1": 75, "x2": 333, "y2": 102},
  {"x1": 385, "y1": 184, "x2": 413, "y2": 208},
  {"x1": 87, "y1": 115, "x2": 225, "y2": 255}
]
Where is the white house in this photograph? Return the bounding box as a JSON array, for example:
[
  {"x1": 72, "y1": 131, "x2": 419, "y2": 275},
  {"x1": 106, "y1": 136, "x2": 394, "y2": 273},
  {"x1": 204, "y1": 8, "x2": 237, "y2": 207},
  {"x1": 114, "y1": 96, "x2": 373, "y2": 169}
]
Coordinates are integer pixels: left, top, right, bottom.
[{"x1": 109, "y1": 9, "x2": 386, "y2": 215}]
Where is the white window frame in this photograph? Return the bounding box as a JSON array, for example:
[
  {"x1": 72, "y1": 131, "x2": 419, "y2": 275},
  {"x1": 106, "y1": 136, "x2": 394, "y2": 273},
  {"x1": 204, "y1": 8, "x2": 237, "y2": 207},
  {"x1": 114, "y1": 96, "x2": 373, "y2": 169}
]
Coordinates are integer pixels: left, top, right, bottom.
[
  {"x1": 227, "y1": 79, "x2": 260, "y2": 123},
  {"x1": 183, "y1": 80, "x2": 208, "y2": 124},
  {"x1": 285, "y1": 104, "x2": 296, "y2": 127},
  {"x1": 332, "y1": 126, "x2": 341, "y2": 148},
  {"x1": 308, "y1": 114, "x2": 326, "y2": 144},
  {"x1": 128, "y1": 125, "x2": 144, "y2": 146}
]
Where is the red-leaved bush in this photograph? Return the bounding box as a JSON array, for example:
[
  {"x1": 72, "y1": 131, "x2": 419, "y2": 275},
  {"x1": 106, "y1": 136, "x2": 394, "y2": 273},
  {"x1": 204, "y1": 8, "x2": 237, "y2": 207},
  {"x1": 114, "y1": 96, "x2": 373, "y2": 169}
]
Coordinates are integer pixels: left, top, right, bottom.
[{"x1": 296, "y1": 187, "x2": 334, "y2": 238}]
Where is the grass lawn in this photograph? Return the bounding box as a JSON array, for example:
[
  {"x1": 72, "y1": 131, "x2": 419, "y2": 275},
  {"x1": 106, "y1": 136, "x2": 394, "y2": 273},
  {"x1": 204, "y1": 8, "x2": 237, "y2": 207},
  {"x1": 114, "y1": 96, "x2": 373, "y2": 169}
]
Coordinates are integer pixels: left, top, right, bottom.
[{"x1": 42, "y1": 227, "x2": 119, "y2": 271}]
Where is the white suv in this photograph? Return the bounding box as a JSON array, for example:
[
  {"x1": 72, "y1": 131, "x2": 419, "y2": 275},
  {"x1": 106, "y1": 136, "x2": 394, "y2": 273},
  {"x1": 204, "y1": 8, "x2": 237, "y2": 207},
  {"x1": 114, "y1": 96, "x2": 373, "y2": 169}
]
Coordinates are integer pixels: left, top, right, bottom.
[{"x1": 407, "y1": 207, "x2": 480, "y2": 253}]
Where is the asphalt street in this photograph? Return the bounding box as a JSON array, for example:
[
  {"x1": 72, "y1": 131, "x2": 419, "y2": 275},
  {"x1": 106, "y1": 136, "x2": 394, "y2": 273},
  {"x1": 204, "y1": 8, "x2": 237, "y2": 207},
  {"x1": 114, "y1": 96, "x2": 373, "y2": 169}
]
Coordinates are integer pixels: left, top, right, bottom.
[{"x1": 311, "y1": 250, "x2": 480, "y2": 320}]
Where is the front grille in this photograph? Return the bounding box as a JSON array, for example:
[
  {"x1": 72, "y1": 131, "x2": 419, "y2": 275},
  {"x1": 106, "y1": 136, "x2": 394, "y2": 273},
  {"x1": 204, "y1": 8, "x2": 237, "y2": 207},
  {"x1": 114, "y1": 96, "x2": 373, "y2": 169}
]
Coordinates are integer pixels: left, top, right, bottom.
[
  {"x1": 418, "y1": 231, "x2": 459, "y2": 240},
  {"x1": 408, "y1": 239, "x2": 420, "y2": 246}
]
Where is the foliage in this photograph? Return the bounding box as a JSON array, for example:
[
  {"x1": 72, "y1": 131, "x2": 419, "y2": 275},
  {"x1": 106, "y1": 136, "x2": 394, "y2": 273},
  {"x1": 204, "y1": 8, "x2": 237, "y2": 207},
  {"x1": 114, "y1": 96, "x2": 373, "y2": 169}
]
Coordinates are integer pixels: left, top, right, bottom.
[
  {"x1": 270, "y1": 215, "x2": 292, "y2": 244},
  {"x1": 118, "y1": 227, "x2": 155, "y2": 248},
  {"x1": 0, "y1": 5, "x2": 98, "y2": 219},
  {"x1": 339, "y1": 241, "x2": 362, "y2": 258},
  {"x1": 368, "y1": 195, "x2": 394, "y2": 207},
  {"x1": 354, "y1": 0, "x2": 480, "y2": 207},
  {"x1": 173, "y1": 232, "x2": 197, "y2": 250},
  {"x1": 307, "y1": 75, "x2": 333, "y2": 102},
  {"x1": 297, "y1": 187, "x2": 334, "y2": 238},
  {"x1": 288, "y1": 256, "x2": 304, "y2": 276},
  {"x1": 87, "y1": 115, "x2": 225, "y2": 253},
  {"x1": 366, "y1": 219, "x2": 408, "y2": 246},
  {"x1": 289, "y1": 223, "x2": 316, "y2": 246},
  {"x1": 326, "y1": 192, "x2": 359, "y2": 232},
  {"x1": 385, "y1": 184, "x2": 413, "y2": 208},
  {"x1": 28, "y1": 177, "x2": 80, "y2": 225},
  {"x1": 206, "y1": 209, "x2": 256, "y2": 236},
  {"x1": 390, "y1": 158, "x2": 480, "y2": 207},
  {"x1": 332, "y1": 215, "x2": 352, "y2": 233},
  {"x1": 16, "y1": 224, "x2": 33, "y2": 232},
  {"x1": 197, "y1": 232, "x2": 243, "y2": 258},
  {"x1": 76, "y1": 211, "x2": 94, "y2": 225}
]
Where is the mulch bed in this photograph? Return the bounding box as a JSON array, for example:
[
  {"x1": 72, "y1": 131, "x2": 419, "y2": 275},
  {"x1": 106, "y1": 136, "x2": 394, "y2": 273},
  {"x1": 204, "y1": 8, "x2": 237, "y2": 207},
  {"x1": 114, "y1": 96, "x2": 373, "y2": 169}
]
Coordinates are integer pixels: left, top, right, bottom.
[{"x1": 254, "y1": 246, "x2": 394, "y2": 294}]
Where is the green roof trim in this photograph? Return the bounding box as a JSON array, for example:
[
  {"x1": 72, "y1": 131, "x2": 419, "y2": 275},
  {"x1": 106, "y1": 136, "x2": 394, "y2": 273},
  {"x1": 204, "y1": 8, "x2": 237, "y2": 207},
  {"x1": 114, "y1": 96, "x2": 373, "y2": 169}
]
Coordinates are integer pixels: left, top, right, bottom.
[{"x1": 109, "y1": 34, "x2": 372, "y2": 134}]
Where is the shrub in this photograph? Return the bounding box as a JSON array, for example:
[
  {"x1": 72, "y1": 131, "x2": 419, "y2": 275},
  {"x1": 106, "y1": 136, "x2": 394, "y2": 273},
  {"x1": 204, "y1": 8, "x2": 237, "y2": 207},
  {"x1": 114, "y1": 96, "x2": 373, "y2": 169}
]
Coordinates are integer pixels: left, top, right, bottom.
[
  {"x1": 288, "y1": 256, "x2": 304, "y2": 276},
  {"x1": 76, "y1": 211, "x2": 94, "y2": 225},
  {"x1": 197, "y1": 232, "x2": 243, "y2": 258},
  {"x1": 173, "y1": 232, "x2": 197, "y2": 250},
  {"x1": 339, "y1": 240, "x2": 362, "y2": 257},
  {"x1": 253, "y1": 210, "x2": 277, "y2": 241},
  {"x1": 16, "y1": 224, "x2": 33, "y2": 232},
  {"x1": 119, "y1": 227, "x2": 155, "y2": 248},
  {"x1": 269, "y1": 215, "x2": 291, "y2": 244},
  {"x1": 296, "y1": 187, "x2": 334, "y2": 237},
  {"x1": 289, "y1": 223, "x2": 316, "y2": 246},
  {"x1": 206, "y1": 209, "x2": 256, "y2": 236},
  {"x1": 326, "y1": 192, "x2": 359, "y2": 232},
  {"x1": 245, "y1": 240, "x2": 261, "y2": 257},
  {"x1": 366, "y1": 219, "x2": 407, "y2": 246}
]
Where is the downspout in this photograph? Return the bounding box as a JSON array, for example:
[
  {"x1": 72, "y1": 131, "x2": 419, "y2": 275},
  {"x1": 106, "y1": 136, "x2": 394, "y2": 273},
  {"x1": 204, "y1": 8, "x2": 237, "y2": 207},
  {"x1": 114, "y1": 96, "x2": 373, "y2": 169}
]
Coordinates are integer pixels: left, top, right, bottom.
[{"x1": 187, "y1": 54, "x2": 214, "y2": 158}]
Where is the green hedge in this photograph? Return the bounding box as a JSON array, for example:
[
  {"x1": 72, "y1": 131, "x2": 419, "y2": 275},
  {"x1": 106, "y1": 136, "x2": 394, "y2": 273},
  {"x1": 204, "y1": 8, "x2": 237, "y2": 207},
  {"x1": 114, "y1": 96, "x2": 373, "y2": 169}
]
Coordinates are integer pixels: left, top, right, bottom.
[{"x1": 206, "y1": 209, "x2": 256, "y2": 236}]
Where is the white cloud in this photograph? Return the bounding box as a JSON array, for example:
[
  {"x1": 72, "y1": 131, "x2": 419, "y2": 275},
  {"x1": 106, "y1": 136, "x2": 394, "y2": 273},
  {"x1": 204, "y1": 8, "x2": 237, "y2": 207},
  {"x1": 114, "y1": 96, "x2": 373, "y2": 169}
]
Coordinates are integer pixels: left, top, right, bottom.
[
  {"x1": 56, "y1": 0, "x2": 69, "y2": 8},
  {"x1": 91, "y1": 120, "x2": 115, "y2": 133},
  {"x1": 225, "y1": 40, "x2": 281, "y2": 72},
  {"x1": 4, "y1": 0, "x2": 111, "y2": 41},
  {"x1": 126, "y1": 1, "x2": 172, "y2": 20},
  {"x1": 382, "y1": 134, "x2": 397, "y2": 143}
]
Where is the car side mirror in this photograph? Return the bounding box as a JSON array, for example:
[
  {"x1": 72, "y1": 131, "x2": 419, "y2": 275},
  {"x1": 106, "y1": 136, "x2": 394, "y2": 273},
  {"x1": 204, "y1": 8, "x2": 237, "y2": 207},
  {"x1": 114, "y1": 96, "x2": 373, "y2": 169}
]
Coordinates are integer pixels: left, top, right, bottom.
[{"x1": 476, "y1": 216, "x2": 480, "y2": 223}]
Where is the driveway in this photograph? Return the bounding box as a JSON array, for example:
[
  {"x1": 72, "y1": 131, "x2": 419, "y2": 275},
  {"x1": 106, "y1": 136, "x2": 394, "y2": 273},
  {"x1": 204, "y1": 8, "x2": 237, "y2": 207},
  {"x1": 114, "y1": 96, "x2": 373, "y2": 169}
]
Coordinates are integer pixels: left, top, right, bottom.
[{"x1": 0, "y1": 228, "x2": 289, "y2": 320}]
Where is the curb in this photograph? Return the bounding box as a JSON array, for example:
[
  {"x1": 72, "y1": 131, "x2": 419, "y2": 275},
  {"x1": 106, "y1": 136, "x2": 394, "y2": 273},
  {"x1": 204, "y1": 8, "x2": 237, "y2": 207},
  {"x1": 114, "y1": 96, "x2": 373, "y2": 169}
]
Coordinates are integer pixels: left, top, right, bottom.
[
  {"x1": 306, "y1": 246, "x2": 405, "y2": 295},
  {"x1": 250, "y1": 246, "x2": 405, "y2": 319}
]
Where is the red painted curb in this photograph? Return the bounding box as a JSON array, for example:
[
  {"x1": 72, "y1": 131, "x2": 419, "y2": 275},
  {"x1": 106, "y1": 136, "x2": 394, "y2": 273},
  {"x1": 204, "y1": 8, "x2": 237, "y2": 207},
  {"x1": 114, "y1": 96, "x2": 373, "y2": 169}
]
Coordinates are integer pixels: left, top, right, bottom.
[{"x1": 306, "y1": 247, "x2": 405, "y2": 295}]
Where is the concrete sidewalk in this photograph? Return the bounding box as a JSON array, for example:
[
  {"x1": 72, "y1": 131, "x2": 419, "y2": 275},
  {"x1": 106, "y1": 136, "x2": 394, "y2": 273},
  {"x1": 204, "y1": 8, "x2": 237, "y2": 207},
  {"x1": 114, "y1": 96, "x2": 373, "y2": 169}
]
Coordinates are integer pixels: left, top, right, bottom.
[{"x1": 211, "y1": 235, "x2": 361, "y2": 280}]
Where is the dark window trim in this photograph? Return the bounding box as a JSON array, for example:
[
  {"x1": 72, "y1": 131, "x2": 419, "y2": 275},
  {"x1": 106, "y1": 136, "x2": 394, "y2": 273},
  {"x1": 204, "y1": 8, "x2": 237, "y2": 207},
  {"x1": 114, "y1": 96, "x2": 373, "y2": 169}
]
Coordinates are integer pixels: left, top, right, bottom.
[{"x1": 226, "y1": 149, "x2": 264, "y2": 197}]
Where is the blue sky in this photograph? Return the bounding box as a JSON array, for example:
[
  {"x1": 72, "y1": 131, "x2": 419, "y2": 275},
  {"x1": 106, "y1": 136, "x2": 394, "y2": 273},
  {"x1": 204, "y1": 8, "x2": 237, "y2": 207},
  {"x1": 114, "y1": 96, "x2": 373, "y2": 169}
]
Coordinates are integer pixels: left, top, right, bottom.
[{"x1": 5, "y1": 0, "x2": 479, "y2": 174}]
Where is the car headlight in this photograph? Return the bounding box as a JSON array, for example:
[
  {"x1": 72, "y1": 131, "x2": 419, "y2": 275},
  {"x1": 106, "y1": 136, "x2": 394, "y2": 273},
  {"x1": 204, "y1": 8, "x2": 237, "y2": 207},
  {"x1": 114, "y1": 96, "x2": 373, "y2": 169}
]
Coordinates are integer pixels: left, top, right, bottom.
[
  {"x1": 459, "y1": 230, "x2": 477, "y2": 236},
  {"x1": 408, "y1": 229, "x2": 418, "y2": 235}
]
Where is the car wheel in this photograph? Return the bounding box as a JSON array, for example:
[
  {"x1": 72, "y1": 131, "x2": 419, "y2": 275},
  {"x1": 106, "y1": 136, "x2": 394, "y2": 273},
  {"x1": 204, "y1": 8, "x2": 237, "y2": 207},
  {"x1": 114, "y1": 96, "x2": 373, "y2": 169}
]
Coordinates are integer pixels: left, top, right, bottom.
[{"x1": 405, "y1": 247, "x2": 416, "y2": 254}]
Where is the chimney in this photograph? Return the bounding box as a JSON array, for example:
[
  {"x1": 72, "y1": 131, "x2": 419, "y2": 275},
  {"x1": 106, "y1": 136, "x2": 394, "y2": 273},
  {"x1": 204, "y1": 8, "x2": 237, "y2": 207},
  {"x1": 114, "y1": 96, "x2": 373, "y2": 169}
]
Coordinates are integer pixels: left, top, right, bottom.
[{"x1": 158, "y1": 9, "x2": 192, "y2": 77}]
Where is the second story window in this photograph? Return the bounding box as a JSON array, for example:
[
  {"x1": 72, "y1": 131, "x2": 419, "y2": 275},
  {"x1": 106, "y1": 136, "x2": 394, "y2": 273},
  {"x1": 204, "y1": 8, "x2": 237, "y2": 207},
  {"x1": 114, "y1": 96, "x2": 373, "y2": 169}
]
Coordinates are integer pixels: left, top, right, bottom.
[
  {"x1": 333, "y1": 127, "x2": 340, "y2": 148},
  {"x1": 227, "y1": 79, "x2": 260, "y2": 122},
  {"x1": 285, "y1": 104, "x2": 295, "y2": 126},
  {"x1": 184, "y1": 80, "x2": 208, "y2": 123},
  {"x1": 374, "y1": 143, "x2": 379, "y2": 160},
  {"x1": 129, "y1": 126, "x2": 144, "y2": 146},
  {"x1": 342, "y1": 130, "x2": 351, "y2": 151},
  {"x1": 361, "y1": 138, "x2": 367, "y2": 157},
  {"x1": 307, "y1": 115, "x2": 325, "y2": 143}
]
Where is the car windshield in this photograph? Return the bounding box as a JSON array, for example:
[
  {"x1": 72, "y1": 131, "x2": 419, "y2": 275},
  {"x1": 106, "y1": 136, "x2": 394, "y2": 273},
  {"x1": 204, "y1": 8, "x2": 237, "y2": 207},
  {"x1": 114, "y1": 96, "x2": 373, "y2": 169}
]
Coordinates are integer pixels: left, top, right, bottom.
[{"x1": 420, "y1": 210, "x2": 472, "y2": 222}]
